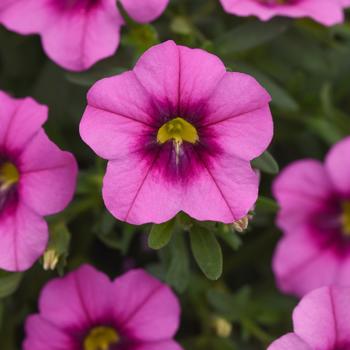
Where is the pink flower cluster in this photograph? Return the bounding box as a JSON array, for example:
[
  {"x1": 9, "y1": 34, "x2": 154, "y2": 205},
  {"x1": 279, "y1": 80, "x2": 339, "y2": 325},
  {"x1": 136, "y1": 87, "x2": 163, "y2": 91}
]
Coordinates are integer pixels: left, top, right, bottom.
[
  {"x1": 269, "y1": 286, "x2": 350, "y2": 350},
  {"x1": 220, "y1": 0, "x2": 350, "y2": 26},
  {"x1": 273, "y1": 137, "x2": 350, "y2": 297},
  {"x1": 80, "y1": 40, "x2": 273, "y2": 225},
  {"x1": 24, "y1": 265, "x2": 182, "y2": 350},
  {"x1": 0, "y1": 92, "x2": 77, "y2": 272},
  {"x1": 0, "y1": 0, "x2": 169, "y2": 71}
]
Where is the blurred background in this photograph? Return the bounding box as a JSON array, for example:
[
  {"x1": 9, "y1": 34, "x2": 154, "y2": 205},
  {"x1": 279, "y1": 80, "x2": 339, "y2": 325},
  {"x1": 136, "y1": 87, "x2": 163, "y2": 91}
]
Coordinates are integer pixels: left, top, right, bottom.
[{"x1": 1, "y1": 0, "x2": 350, "y2": 349}]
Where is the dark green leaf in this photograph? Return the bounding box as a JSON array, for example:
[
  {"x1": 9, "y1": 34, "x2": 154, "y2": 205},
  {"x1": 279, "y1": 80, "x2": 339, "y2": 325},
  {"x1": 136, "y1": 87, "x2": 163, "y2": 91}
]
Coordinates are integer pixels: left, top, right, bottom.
[
  {"x1": 190, "y1": 225, "x2": 223, "y2": 280},
  {"x1": 148, "y1": 218, "x2": 176, "y2": 250},
  {"x1": 0, "y1": 271, "x2": 23, "y2": 299},
  {"x1": 252, "y1": 151, "x2": 279, "y2": 175},
  {"x1": 215, "y1": 18, "x2": 290, "y2": 55}
]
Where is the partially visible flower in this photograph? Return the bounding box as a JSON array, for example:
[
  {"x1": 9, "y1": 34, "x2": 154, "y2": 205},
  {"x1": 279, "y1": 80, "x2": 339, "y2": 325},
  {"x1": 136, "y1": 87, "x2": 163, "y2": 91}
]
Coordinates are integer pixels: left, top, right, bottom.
[
  {"x1": 0, "y1": 0, "x2": 169, "y2": 71},
  {"x1": 219, "y1": 0, "x2": 345, "y2": 26},
  {"x1": 24, "y1": 264, "x2": 182, "y2": 350},
  {"x1": 0, "y1": 91, "x2": 77, "y2": 271},
  {"x1": 268, "y1": 286, "x2": 350, "y2": 350},
  {"x1": 80, "y1": 40, "x2": 273, "y2": 225},
  {"x1": 273, "y1": 136, "x2": 350, "y2": 297}
]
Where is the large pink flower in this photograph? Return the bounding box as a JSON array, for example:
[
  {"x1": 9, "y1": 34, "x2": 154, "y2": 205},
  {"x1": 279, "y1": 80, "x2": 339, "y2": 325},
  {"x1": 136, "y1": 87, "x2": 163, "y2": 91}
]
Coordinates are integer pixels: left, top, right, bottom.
[
  {"x1": 79, "y1": 41, "x2": 273, "y2": 225},
  {"x1": 23, "y1": 265, "x2": 182, "y2": 350},
  {"x1": 0, "y1": 91, "x2": 77, "y2": 272},
  {"x1": 219, "y1": 0, "x2": 346, "y2": 26},
  {"x1": 0, "y1": 0, "x2": 169, "y2": 71},
  {"x1": 273, "y1": 136, "x2": 350, "y2": 297},
  {"x1": 268, "y1": 286, "x2": 350, "y2": 350}
]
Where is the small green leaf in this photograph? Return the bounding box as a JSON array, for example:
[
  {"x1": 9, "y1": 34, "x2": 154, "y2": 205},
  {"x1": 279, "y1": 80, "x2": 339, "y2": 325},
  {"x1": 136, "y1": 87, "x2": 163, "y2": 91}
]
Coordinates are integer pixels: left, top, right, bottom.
[
  {"x1": 148, "y1": 218, "x2": 176, "y2": 250},
  {"x1": 255, "y1": 196, "x2": 279, "y2": 214},
  {"x1": 252, "y1": 151, "x2": 279, "y2": 175},
  {"x1": 0, "y1": 271, "x2": 22, "y2": 299},
  {"x1": 215, "y1": 18, "x2": 290, "y2": 55},
  {"x1": 165, "y1": 233, "x2": 190, "y2": 293},
  {"x1": 190, "y1": 225, "x2": 223, "y2": 280}
]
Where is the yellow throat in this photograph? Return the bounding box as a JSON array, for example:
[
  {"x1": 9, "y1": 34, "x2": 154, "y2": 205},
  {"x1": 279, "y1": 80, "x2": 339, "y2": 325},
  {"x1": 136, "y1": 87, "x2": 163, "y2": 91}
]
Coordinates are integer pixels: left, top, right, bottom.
[{"x1": 84, "y1": 326, "x2": 120, "y2": 350}]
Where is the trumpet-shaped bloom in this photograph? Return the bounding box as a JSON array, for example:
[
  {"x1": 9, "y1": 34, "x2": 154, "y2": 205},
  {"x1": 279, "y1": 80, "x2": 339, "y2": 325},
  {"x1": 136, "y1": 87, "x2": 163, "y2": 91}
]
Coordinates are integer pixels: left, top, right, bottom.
[
  {"x1": 0, "y1": 0, "x2": 169, "y2": 71},
  {"x1": 219, "y1": 0, "x2": 346, "y2": 26},
  {"x1": 24, "y1": 265, "x2": 182, "y2": 350},
  {"x1": 0, "y1": 91, "x2": 77, "y2": 271},
  {"x1": 80, "y1": 40, "x2": 273, "y2": 225},
  {"x1": 268, "y1": 286, "x2": 350, "y2": 350},
  {"x1": 273, "y1": 136, "x2": 350, "y2": 297}
]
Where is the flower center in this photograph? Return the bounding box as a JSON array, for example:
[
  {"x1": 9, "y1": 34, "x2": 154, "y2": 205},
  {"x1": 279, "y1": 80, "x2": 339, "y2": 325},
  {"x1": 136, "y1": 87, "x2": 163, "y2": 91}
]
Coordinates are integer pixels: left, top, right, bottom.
[
  {"x1": 157, "y1": 117, "x2": 199, "y2": 164},
  {"x1": 157, "y1": 117, "x2": 199, "y2": 161},
  {"x1": 84, "y1": 326, "x2": 120, "y2": 350},
  {"x1": 342, "y1": 201, "x2": 350, "y2": 237},
  {"x1": 0, "y1": 162, "x2": 19, "y2": 192},
  {"x1": 257, "y1": 0, "x2": 294, "y2": 4}
]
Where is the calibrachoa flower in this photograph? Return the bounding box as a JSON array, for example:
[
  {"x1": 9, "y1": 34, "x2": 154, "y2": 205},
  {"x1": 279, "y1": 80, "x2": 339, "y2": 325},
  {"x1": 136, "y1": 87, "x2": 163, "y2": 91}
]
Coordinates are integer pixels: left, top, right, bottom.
[
  {"x1": 0, "y1": 91, "x2": 77, "y2": 272},
  {"x1": 80, "y1": 40, "x2": 273, "y2": 225},
  {"x1": 268, "y1": 286, "x2": 350, "y2": 350},
  {"x1": 219, "y1": 0, "x2": 346, "y2": 26},
  {"x1": 0, "y1": 0, "x2": 169, "y2": 71},
  {"x1": 273, "y1": 136, "x2": 350, "y2": 297},
  {"x1": 24, "y1": 265, "x2": 182, "y2": 350}
]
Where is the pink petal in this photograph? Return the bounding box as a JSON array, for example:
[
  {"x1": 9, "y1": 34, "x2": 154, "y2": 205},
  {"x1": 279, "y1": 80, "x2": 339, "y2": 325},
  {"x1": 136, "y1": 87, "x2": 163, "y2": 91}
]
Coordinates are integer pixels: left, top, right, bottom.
[
  {"x1": 219, "y1": 0, "x2": 344, "y2": 26},
  {"x1": 0, "y1": 0, "x2": 54, "y2": 34},
  {"x1": 125, "y1": 341, "x2": 183, "y2": 350},
  {"x1": 0, "y1": 202, "x2": 48, "y2": 272},
  {"x1": 268, "y1": 333, "x2": 312, "y2": 350},
  {"x1": 273, "y1": 229, "x2": 340, "y2": 297},
  {"x1": 112, "y1": 269, "x2": 180, "y2": 341},
  {"x1": 293, "y1": 287, "x2": 339, "y2": 349},
  {"x1": 120, "y1": 0, "x2": 169, "y2": 23},
  {"x1": 41, "y1": 1, "x2": 123, "y2": 71},
  {"x1": 0, "y1": 92, "x2": 47, "y2": 153},
  {"x1": 23, "y1": 315, "x2": 76, "y2": 350},
  {"x1": 133, "y1": 41, "x2": 180, "y2": 114},
  {"x1": 176, "y1": 45, "x2": 226, "y2": 111},
  {"x1": 325, "y1": 136, "x2": 350, "y2": 197},
  {"x1": 80, "y1": 71, "x2": 156, "y2": 160},
  {"x1": 39, "y1": 265, "x2": 113, "y2": 330},
  {"x1": 273, "y1": 160, "x2": 334, "y2": 232},
  {"x1": 102, "y1": 153, "x2": 182, "y2": 224},
  {"x1": 133, "y1": 41, "x2": 226, "y2": 115},
  {"x1": 182, "y1": 153, "x2": 259, "y2": 223},
  {"x1": 206, "y1": 102, "x2": 273, "y2": 160},
  {"x1": 18, "y1": 130, "x2": 77, "y2": 216},
  {"x1": 204, "y1": 72, "x2": 271, "y2": 125}
]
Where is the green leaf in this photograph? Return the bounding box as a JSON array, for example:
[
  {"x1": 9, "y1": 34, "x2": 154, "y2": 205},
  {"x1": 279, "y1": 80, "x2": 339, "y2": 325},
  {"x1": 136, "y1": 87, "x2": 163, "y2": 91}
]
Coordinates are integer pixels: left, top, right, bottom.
[
  {"x1": 255, "y1": 196, "x2": 279, "y2": 214},
  {"x1": 217, "y1": 224, "x2": 242, "y2": 251},
  {"x1": 148, "y1": 218, "x2": 176, "y2": 250},
  {"x1": 190, "y1": 225, "x2": 223, "y2": 280},
  {"x1": 215, "y1": 18, "x2": 290, "y2": 55},
  {"x1": 165, "y1": 233, "x2": 190, "y2": 293},
  {"x1": 0, "y1": 271, "x2": 22, "y2": 299},
  {"x1": 252, "y1": 151, "x2": 279, "y2": 175}
]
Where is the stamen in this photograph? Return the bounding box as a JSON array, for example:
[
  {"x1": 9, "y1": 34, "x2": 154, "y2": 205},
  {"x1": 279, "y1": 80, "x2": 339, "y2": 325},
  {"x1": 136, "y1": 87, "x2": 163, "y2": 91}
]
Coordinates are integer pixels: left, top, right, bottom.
[
  {"x1": 157, "y1": 117, "x2": 199, "y2": 163},
  {"x1": 84, "y1": 326, "x2": 119, "y2": 350},
  {"x1": 0, "y1": 162, "x2": 19, "y2": 191},
  {"x1": 342, "y1": 201, "x2": 350, "y2": 237}
]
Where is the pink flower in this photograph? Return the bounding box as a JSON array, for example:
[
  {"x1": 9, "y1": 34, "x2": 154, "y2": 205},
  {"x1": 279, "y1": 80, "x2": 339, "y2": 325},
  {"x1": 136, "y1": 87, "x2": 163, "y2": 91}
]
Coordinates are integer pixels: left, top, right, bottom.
[
  {"x1": 268, "y1": 286, "x2": 350, "y2": 350},
  {"x1": 23, "y1": 264, "x2": 182, "y2": 350},
  {"x1": 273, "y1": 136, "x2": 350, "y2": 297},
  {"x1": 219, "y1": 0, "x2": 346, "y2": 26},
  {"x1": 0, "y1": 91, "x2": 77, "y2": 272},
  {"x1": 79, "y1": 41, "x2": 273, "y2": 225},
  {"x1": 0, "y1": 0, "x2": 169, "y2": 72}
]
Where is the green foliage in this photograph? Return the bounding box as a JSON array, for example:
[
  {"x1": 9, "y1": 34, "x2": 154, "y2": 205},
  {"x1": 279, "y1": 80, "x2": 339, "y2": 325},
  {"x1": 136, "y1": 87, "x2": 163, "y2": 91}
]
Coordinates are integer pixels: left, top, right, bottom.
[
  {"x1": 190, "y1": 225, "x2": 223, "y2": 280},
  {"x1": 1, "y1": 1, "x2": 350, "y2": 349}
]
